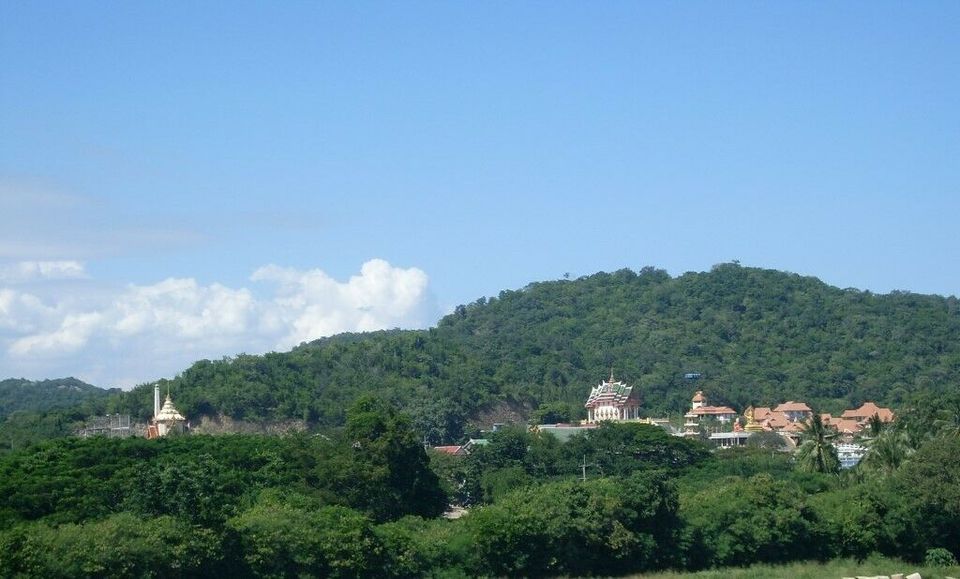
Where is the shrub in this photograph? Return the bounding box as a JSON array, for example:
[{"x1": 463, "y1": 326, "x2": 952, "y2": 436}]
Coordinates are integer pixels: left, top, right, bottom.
[{"x1": 924, "y1": 547, "x2": 958, "y2": 567}]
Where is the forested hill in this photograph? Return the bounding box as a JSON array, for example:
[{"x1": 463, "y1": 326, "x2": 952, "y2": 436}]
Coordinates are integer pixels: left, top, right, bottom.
[
  {"x1": 0, "y1": 378, "x2": 115, "y2": 420},
  {"x1": 106, "y1": 264, "x2": 960, "y2": 443}
]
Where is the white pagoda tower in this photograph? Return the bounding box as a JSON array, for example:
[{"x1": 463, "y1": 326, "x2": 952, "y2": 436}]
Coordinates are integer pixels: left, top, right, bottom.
[{"x1": 147, "y1": 385, "x2": 186, "y2": 438}]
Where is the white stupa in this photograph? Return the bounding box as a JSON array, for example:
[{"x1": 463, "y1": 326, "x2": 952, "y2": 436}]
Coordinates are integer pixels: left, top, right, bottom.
[{"x1": 148, "y1": 385, "x2": 186, "y2": 438}]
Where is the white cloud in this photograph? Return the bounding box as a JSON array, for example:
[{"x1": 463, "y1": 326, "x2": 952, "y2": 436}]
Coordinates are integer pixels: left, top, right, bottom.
[
  {"x1": 10, "y1": 312, "x2": 103, "y2": 356},
  {"x1": 253, "y1": 258, "x2": 432, "y2": 348},
  {"x1": 0, "y1": 259, "x2": 437, "y2": 388},
  {"x1": 0, "y1": 260, "x2": 88, "y2": 283},
  {"x1": 0, "y1": 289, "x2": 59, "y2": 332}
]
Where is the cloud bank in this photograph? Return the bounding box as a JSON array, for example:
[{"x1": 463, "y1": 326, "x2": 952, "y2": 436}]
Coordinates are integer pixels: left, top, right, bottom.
[
  {"x1": 0, "y1": 259, "x2": 436, "y2": 388},
  {"x1": 0, "y1": 261, "x2": 88, "y2": 283}
]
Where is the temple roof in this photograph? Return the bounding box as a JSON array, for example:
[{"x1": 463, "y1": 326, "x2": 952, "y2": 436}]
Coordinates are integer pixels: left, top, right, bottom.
[
  {"x1": 692, "y1": 390, "x2": 706, "y2": 403},
  {"x1": 584, "y1": 379, "x2": 640, "y2": 409},
  {"x1": 774, "y1": 401, "x2": 812, "y2": 413},
  {"x1": 753, "y1": 407, "x2": 774, "y2": 421},
  {"x1": 841, "y1": 402, "x2": 894, "y2": 422},
  {"x1": 690, "y1": 405, "x2": 737, "y2": 416},
  {"x1": 831, "y1": 418, "x2": 863, "y2": 434},
  {"x1": 155, "y1": 395, "x2": 185, "y2": 422}
]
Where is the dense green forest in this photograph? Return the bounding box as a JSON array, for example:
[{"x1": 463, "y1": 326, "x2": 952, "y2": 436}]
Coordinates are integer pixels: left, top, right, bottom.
[
  {"x1": 0, "y1": 379, "x2": 118, "y2": 453},
  {"x1": 1, "y1": 394, "x2": 958, "y2": 577},
  {"x1": 86, "y1": 264, "x2": 960, "y2": 444},
  {"x1": 0, "y1": 378, "x2": 114, "y2": 420}
]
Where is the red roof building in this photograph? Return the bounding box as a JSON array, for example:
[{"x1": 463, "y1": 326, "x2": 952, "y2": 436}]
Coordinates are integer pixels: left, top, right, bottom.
[
  {"x1": 432, "y1": 445, "x2": 465, "y2": 456},
  {"x1": 773, "y1": 401, "x2": 813, "y2": 423},
  {"x1": 841, "y1": 402, "x2": 895, "y2": 423}
]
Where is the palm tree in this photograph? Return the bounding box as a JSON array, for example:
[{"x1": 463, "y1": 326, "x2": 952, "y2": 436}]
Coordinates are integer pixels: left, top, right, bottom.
[
  {"x1": 933, "y1": 394, "x2": 960, "y2": 438},
  {"x1": 861, "y1": 429, "x2": 908, "y2": 476},
  {"x1": 795, "y1": 413, "x2": 839, "y2": 474},
  {"x1": 866, "y1": 413, "x2": 885, "y2": 438}
]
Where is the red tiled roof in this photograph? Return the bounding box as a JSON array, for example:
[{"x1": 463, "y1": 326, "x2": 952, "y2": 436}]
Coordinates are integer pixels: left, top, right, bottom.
[
  {"x1": 774, "y1": 401, "x2": 812, "y2": 413},
  {"x1": 432, "y1": 446, "x2": 463, "y2": 455},
  {"x1": 753, "y1": 407, "x2": 773, "y2": 421},
  {"x1": 841, "y1": 402, "x2": 895, "y2": 422},
  {"x1": 782, "y1": 421, "x2": 806, "y2": 433},
  {"x1": 691, "y1": 405, "x2": 737, "y2": 416},
  {"x1": 763, "y1": 412, "x2": 790, "y2": 429},
  {"x1": 692, "y1": 391, "x2": 706, "y2": 402},
  {"x1": 831, "y1": 418, "x2": 863, "y2": 434}
]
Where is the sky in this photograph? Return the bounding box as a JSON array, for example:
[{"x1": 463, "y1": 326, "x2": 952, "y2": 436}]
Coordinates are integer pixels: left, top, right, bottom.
[{"x1": 1, "y1": 2, "x2": 958, "y2": 388}]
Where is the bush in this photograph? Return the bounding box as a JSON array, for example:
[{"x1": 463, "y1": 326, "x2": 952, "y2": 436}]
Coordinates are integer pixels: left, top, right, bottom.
[
  {"x1": 924, "y1": 547, "x2": 958, "y2": 567},
  {"x1": 681, "y1": 473, "x2": 818, "y2": 569}
]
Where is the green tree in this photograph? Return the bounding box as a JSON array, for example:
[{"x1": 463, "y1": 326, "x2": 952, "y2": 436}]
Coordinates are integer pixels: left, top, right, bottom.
[
  {"x1": 467, "y1": 471, "x2": 681, "y2": 577},
  {"x1": 228, "y1": 499, "x2": 383, "y2": 578},
  {"x1": 681, "y1": 473, "x2": 817, "y2": 569},
  {"x1": 327, "y1": 396, "x2": 447, "y2": 521},
  {"x1": 0, "y1": 513, "x2": 223, "y2": 578},
  {"x1": 795, "y1": 414, "x2": 839, "y2": 474}
]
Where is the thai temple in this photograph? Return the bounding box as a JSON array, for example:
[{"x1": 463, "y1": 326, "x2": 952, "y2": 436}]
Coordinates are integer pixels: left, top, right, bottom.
[
  {"x1": 146, "y1": 385, "x2": 186, "y2": 439},
  {"x1": 584, "y1": 373, "x2": 642, "y2": 423},
  {"x1": 683, "y1": 391, "x2": 737, "y2": 436}
]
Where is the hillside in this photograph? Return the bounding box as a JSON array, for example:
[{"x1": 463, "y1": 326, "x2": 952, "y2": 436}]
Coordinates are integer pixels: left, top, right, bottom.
[
  {"x1": 0, "y1": 378, "x2": 115, "y2": 420},
  {"x1": 97, "y1": 264, "x2": 960, "y2": 443}
]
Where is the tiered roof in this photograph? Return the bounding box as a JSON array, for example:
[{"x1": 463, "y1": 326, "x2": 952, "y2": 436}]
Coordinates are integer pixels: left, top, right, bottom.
[
  {"x1": 584, "y1": 378, "x2": 640, "y2": 409},
  {"x1": 155, "y1": 395, "x2": 185, "y2": 423}
]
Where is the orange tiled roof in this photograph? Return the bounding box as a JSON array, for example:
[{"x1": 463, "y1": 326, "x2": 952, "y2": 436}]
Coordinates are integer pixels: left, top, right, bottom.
[
  {"x1": 763, "y1": 412, "x2": 790, "y2": 429},
  {"x1": 841, "y1": 402, "x2": 895, "y2": 422},
  {"x1": 782, "y1": 421, "x2": 806, "y2": 433},
  {"x1": 691, "y1": 405, "x2": 737, "y2": 416},
  {"x1": 432, "y1": 446, "x2": 463, "y2": 455},
  {"x1": 831, "y1": 418, "x2": 863, "y2": 434},
  {"x1": 774, "y1": 401, "x2": 812, "y2": 413},
  {"x1": 692, "y1": 391, "x2": 706, "y2": 402},
  {"x1": 753, "y1": 407, "x2": 774, "y2": 421}
]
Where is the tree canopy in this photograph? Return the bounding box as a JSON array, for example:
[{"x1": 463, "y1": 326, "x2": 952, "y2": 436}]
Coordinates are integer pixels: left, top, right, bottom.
[{"x1": 68, "y1": 264, "x2": 960, "y2": 444}]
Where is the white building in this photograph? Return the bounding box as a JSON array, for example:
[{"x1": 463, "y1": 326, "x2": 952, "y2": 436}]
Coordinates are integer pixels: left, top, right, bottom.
[
  {"x1": 584, "y1": 374, "x2": 642, "y2": 423},
  {"x1": 146, "y1": 385, "x2": 186, "y2": 438}
]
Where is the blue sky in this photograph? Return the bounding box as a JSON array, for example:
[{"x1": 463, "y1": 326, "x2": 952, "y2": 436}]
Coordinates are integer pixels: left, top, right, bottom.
[{"x1": 1, "y1": 2, "x2": 958, "y2": 387}]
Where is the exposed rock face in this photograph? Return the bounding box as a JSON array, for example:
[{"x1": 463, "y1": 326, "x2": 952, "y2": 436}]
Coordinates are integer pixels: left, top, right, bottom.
[
  {"x1": 467, "y1": 400, "x2": 532, "y2": 430},
  {"x1": 191, "y1": 413, "x2": 308, "y2": 435}
]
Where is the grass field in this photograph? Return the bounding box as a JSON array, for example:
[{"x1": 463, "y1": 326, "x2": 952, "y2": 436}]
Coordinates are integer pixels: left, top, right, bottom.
[{"x1": 631, "y1": 556, "x2": 960, "y2": 579}]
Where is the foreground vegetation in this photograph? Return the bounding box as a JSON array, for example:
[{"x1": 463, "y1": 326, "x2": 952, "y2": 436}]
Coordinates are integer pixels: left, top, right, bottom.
[
  {"x1": 1, "y1": 394, "x2": 957, "y2": 578},
  {"x1": 631, "y1": 555, "x2": 960, "y2": 579}
]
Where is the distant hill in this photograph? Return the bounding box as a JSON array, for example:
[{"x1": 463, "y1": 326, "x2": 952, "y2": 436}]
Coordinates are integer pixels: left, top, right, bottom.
[
  {"x1": 0, "y1": 378, "x2": 116, "y2": 420},
  {"x1": 102, "y1": 264, "x2": 960, "y2": 443}
]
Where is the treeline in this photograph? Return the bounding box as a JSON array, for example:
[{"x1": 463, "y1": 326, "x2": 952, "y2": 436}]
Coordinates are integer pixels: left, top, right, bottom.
[
  {"x1": 1, "y1": 394, "x2": 958, "y2": 577},
  {"x1": 0, "y1": 378, "x2": 113, "y2": 420},
  {"x1": 0, "y1": 378, "x2": 116, "y2": 453},
  {"x1": 92, "y1": 264, "x2": 959, "y2": 444}
]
